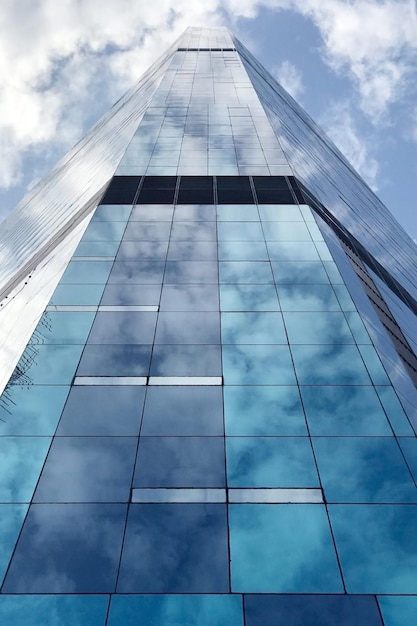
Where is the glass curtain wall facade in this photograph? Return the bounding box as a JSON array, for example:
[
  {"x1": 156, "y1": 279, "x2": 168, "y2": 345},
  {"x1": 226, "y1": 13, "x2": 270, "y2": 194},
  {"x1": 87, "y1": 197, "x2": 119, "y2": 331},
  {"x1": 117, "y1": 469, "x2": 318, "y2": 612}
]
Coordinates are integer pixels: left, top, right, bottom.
[{"x1": 0, "y1": 27, "x2": 417, "y2": 626}]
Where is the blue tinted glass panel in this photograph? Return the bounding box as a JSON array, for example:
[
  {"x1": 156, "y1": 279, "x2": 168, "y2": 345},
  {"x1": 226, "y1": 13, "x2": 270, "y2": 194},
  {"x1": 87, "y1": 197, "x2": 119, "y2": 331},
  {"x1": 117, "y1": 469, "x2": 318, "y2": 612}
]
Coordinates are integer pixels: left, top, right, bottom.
[
  {"x1": 398, "y1": 438, "x2": 417, "y2": 483},
  {"x1": 376, "y1": 386, "x2": 414, "y2": 435},
  {"x1": 221, "y1": 312, "x2": 286, "y2": 344},
  {"x1": 10, "y1": 345, "x2": 84, "y2": 385},
  {"x1": 134, "y1": 437, "x2": 225, "y2": 487},
  {"x1": 60, "y1": 261, "x2": 113, "y2": 284},
  {"x1": 34, "y1": 437, "x2": 137, "y2": 502},
  {"x1": 155, "y1": 312, "x2": 220, "y2": 344},
  {"x1": 88, "y1": 312, "x2": 157, "y2": 344},
  {"x1": 314, "y1": 437, "x2": 417, "y2": 503},
  {"x1": 108, "y1": 261, "x2": 165, "y2": 285},
  {"x1": 224, "y1": 386, "x2": 306, "y2": 435},
  {"x1": 168, "y1": 241, "x2": 217, "y2": 261},
  {"x1": 160, "y1": 285, "x2": 219, "y2": 311},
  {"x1": 218, "y1": 222, "x2": 264, "y2": 241},
  {"x1": 93, "y1": 204, "x2": 132, "y2": 221},
  {"x1": 0, "y1": 386, "x2": 69, "y2": 436},
  {"x1": 170, "y1": 222, "x2": 217, "y2": 241},
  {"x1": 141, "y1": 386, "x2": 223, "y2": 436},
  {"x1": 378, "y1": 596, "x2": 417, "y2": 626},
  {"x1": 57, "y1": 386, "x2": 145, "y2": 435},
  {"x1": 283, "y1": 311, "x2": 353, "y2": 344},
  {"x1": 108, "y1": 595, "x2": 243, "y2": 626},
  {"x1": 271, "y1": 261, "x2": 330, "y2": 284},
  {"x1": 219, "y1": 261, "x2": 274, "y2": 284},
  {"x1": 77, "y1": 345, "x2": 151, "y2": 376},
  {"x1": 50, "y1": 284, "x2": 105, "y2": 305},
  {"x1": 277, "y1": 284, "x2": 340, "y2": 311},
  {"x1": 3, "y1": 504, "x2": 127, "y2": 592},
  {"x1": 117, "y1": 504, "x2": 229, "y2": 592},
  {"x1": 223, "y1": 344, "x2": 296, "y2": 385},
  {"x1": 262, "y1": 221, "x2": 311, "y2": 241},
  {"x1": 150, "y1": 345, "x2": 221, "y2": 376},
  {"x1": 301, "y1": 386, "x2": 392, "y2": 435},
  {"x1": 164, "y1": 261, "x2": 218, "y2": 284},
  {"x1": 75, "y1": 241, "x2": 120, "y2": 257},
  {"x1": 358, "y1": 345, "x2": 390, "y2": 385},
  {"x1": 227, "y1": 437, "x2": 318, "y2": 487},
  {"x1": 291, "y1": 345, "x2": 371, "y2": 385},
  {"x1": 117, "y1": 241, "x2": 168, "y2": 261},
  {"x1": 329, "y1": 504, "x2": 417, "y2": 593},
  {"x1": 245, "y1": 594, "x2": 382, "y2": 626},
  {"x1": 0, "y1": 504, "x2": 27, "y2": 585},
  {"x1": 220, "y1": 284, "x2": 279, "y2": 311},
  {"x1": 229, "y1": 504, "x2": 343, "y2": 592},
  {"x1": 81, "y1": 221, "x2": 126, "y2": 242},
  {"x1": 101, "y1": 284, "x2": 161, "y2": 306},
  {"x1": 0, "y1": 595, "x2": 109, "y2": 626},
  {"x1": 30, "y1": 312, "x2": 95, "y2": 345},
  {"x1": 218, "y1": 241, "x2": 268, "y2": 261},
  {"x1": 267, "y1": 241, "x2": 320, "y2": 261},
  {"x1": 0, "y1": 437, "x2": 51, "y2": 501},
  {"x1": 217, "y1": 205, "x2": 259, "y2": 221}
]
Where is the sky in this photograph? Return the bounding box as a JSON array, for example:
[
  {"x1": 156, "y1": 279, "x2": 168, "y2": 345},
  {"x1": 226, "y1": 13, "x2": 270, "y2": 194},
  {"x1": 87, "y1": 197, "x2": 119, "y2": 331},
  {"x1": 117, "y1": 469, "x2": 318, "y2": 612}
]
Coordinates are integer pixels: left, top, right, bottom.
[{"x1": 0, "y1": 0, "x2": 416, "y2": 239}]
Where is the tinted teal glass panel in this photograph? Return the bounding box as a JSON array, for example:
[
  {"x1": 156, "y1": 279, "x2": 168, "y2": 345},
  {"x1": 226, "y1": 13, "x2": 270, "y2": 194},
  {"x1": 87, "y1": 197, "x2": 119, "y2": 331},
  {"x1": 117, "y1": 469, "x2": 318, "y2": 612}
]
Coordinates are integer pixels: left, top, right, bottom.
[
  {"x1": 223, "y1": 344, "x2": 296, "y2": 385},
  {"x1": 0, "y1": 505, "x2": 27, "y2": 585},
  {"x1": 329, "y1": 504, "x2": 417, "y2": 593},
  {"x1": 271, "y1": 261, "x2": 330, "y2": 284},
  {"x1": 224, "y1": 386, "x2": 306, "y2": 435},
  {"x1": 221, "y1": 312, "x2": 286, "y2": 344},
  {"x1": 219, "y1": 261, "x2": 274, "y2": 284},
  {"x1": 0, "y1": 386, "x2": 69, "y2": 436},
  {"x1": 258, "y1": 204, "x2": 303, "y2": 221},
  {"x1": 0, "y1": 595, "x2": 108, "y2": 626},
  {"x1": 301, "y1": 386, "x2": 392, "y2": 435},
  {"x1": 218, "y1": 222, "x2": 264, "y2": 241},
  {"x1": 109, "y1": 261, "x2": 165, "y2": 284},
  {"x1": 277, "y1": 284, "x2": 341, "y2": 311},
  {"x1": 267, "y1": 241, "x2": 320, "y2": 261},
  {"x1": 29, "y1": 312, "x2": 95, "y2": 345},
  {"x1": 333, "y1": 284, "x2": 356, "y2": 311},
  {"x1": 344, "y1": 311, "x2": 372, "y2": 343},
  {"x1": 101, "y1": 283, "x2": 161, "y2": 306},
  {"x1": 314, "y1": 437, "x2": 417, "y2": 503},
  {"x1": 229, "y1": 504, "x2": 343, "y2": 592},
  {"x1": 284, "y1": 311, "x2": 353, "y2": 344},
  {"x1": 77, "y1": 345, "x2": 151, "y2": 376},
  {"x1": 218, "y1": 241, "x2": 268, "y2": 261},
  {"x1": 220, "y1": 284, "x2": 280, "y2": 311},
  {"x1": 262, "y1": 221, "x2": 311, "y2": 241},
  {"x1": 217, "y1": 205, "x2": 259, "y2": 221},
  {"x1": 0, "y1": 437, "x2": 51, "y2": 501},
  {"x1": 291, "y1": 345, "x2": 371, "y2": 385},
  {"x1": 118, "y1": 240, "x2": 168, "y2": 261},
  {"x1": 226, "y1": 437, "x2": 318, "y2": 487},
  {"x1": 74, "y1": 241, "x2": 120, "y2": 257},
  {"x1": 81, "y1": 221, "x2": 126, "y2": 242},
  {"x1": 378, "y1": 596, "x2": 417, "y2": 626},
  {"x1": 375, "y1": 386, "x2": 414, "y2": 435},
  {"x1": 150, "y1": 345, "x2": 221, "y2": 376},
  {"x1": 358, "y1": 345, "x2": 390, "y2": 385},
  {"x1": 168, "y1": 241, "x2": 216, "y2": 261},
  {"x1": 50, "y1": 283, "x2": 105, "y2": 305},
  {"x1": 60, "y1": 261, "x2": 113, "y2": 284},
  {"x1": 398, "y1": 438, "x2": 417, "y2": 483},
  {"x1": 133, "y1": 205, "x2": 174, "y2": 221},
  {"x1": 108, "y1": 595, "x2": 243, "y2": 626},
  {"x1": 93, "y1": 204, "x2": 131, "y2": 221},
  {"x1": 10, "y1": 345, "x2": 83, "y2": 385},
  {"x1": 155, "y1": 312, "x2": 220, "y2": 344},
  {"x1": 323, "y1": 261, "x2": 344, "y2": 284}
]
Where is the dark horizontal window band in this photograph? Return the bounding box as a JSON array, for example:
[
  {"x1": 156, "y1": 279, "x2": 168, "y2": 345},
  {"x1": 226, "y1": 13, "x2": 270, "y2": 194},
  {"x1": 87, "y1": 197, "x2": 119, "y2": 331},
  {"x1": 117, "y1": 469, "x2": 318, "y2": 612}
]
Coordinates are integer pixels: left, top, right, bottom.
[{"x1": 100, "y1": 175, "x2": 299, "y2": 205}]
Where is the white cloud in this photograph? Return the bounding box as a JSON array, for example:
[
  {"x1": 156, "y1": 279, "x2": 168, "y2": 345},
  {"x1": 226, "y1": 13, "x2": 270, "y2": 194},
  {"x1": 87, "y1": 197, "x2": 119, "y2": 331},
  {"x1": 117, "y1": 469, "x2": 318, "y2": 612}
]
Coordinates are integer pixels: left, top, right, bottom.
[
  {"x1": 320, "y1": 100, "x2": 379, "y2": 189},
  {"x1": 292, "y1": 0, "x2": 417, "y2": 121},
  {"x1": 271, "y1": 60, "x2": 304, "y2": 100}
]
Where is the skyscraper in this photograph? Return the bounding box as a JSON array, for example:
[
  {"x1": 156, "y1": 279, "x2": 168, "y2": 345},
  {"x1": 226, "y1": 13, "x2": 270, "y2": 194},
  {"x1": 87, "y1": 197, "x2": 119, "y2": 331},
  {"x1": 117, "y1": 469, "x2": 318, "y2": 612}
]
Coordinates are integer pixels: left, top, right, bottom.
[{"x1": 0, "y1": 25, "x2": 417, "y2": 625}]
